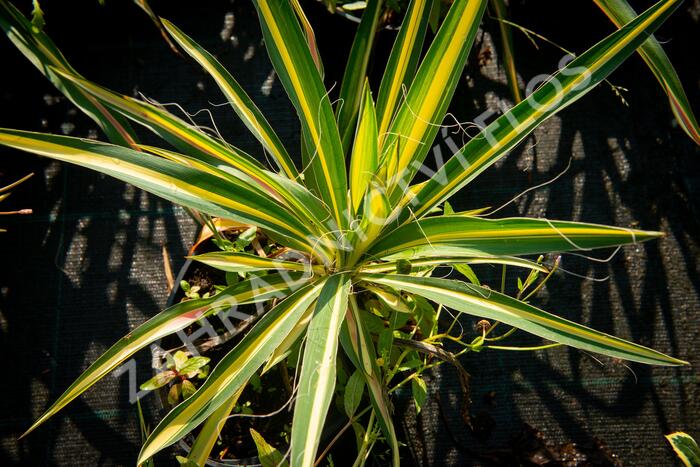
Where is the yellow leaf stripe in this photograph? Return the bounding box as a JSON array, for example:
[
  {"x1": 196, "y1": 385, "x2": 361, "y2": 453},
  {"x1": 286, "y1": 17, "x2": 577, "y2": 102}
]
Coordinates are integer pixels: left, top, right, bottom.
[
  {"x1": 368, "y1": 216, "x2": 662, "y2": 260},
  {"x1": 593, "y1": 0, "x2": 700, "y2": 145},
  {"x1": 0, "y1": 130, "x2": 319, "y2": 256},
  {"x1": 665, "y1": 432, "x2": 700, "y2": 467},
  {"x1": 350, "y1": 82, "x2": 379, "y2": 213},
  {"x1": 190, "y1": 251, "x2": 325, "y2": 275},
  {"x1": 360, "y1": 255, "x2": 549, "y2": 273}
]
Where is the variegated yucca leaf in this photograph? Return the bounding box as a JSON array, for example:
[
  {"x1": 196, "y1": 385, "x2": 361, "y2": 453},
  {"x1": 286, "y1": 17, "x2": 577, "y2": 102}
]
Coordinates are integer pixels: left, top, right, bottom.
[
  {"x1": 184, "y1": 387, "x2": 245, "y2": 466},
  {"x1": 190, "y1": 251, "x2": 325, "y2": 275},
  {"x1": 340, "y1": 294, "x2": 400, "y2": 466},
  {"x1": 53, "y1": 69, "x2": 259, "y2": 171},
  {"x1": 336, "y1": 0, "x2": 383, "y2": 152},
  {"x1": 382, "y1": 0, "x2": 488, "y2": 194},
  {"x1": 358, "y1": 274, "x2": 686, "y2": 366},
  {"x1": 349, "y1": 81, "x2": 380, "y2": 214},
  {"x1": 22, "y1": 272, "x2": 305, "y2": 438},
  {"x1": 375, "y1": 0, "x2": 431, "y2": 141},
  {"x1": 291, "y1": 273, "x2": 351, "y2": 466},
  {"x1": 138, "y1": 279, "x2": 326, "y2": 464},
  {"x1": 161, "y1": 19, "x2": 299, "y2": 179},
  {"x1": 367, "y1": 216, "x2": 662, "y2": 260},
  {"x1": 0, "y1": 129, "x2": 321, "y2": 258},
  {"x1": 359, "y1": 255, "x2": 550, "y2": 274}
]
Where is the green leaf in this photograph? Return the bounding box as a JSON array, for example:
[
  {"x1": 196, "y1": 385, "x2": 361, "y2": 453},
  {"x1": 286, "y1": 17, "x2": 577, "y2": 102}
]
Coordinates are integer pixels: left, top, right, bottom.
[
  {"x1": 30, "y1": 0, "x2": 44, "y2": 31},
  {"x1": 161, "y1": 19, "x2": 299, "y2": 178},
  {"x1": 593, "y1": 0, "x2": 700, "y2": 145},
  {"x1": 139, "y1": 141, "x2": 333, "y2": 247},
  {"x1": 138, "y1": 279, "x2": 326, "y2": 464},
  {"x1": 168, "y1": 384, "x2": 182, "y2": 405},
  {"x1": 340, "y1": 295, "x2": 400, "y2": 466},
  {"x1": 262, "y1": 303, "x2": 315, "y2": 375},
  {"x1": 368, "y1": 215, "x2": 662, "y2": 260},
  {"x1": 21, "y1": 272, "x2": 305, "y2": 437},
  {"x1": 251, "y1": 428, "x2": 289, "y2": 467},
  {"x1": 140, "y1": 371, "x2": 177, "y2": 391},
  {"x1": 235, "y1": 226, "x2": 258, "y2": 249},
  {"x1": 344, "y1": 369, "x2": 366, "y2": 418},
  {"x1": 291, "y1": 273, "x2": 351, "y2": 467},
  {"x1": 52, "y1": 72, "x2": 332, "y2": 240},
  {"x1": 178, "y1": 356, "x2": 210, "y2": 376},
  {"x1": 406, "y1": 0, "x2": 684, "y2": 220},
  {"x1": 253, "y1": 0, "x2": 348, "y2": 232},
  {"x1": 358, "y1": 273, "x2": 687, "y2": 366},
  {"x1": 51, "y1": 70, "x2": 332, "y2": 235},
  {"x1": 411, "y1": 376, "x2": 427, "y2": 413},
  {"x1": 454, "y1": 263, "x2": 480, "y2": 286},
  {"x1": 666, "y1": 432, "x2": 700, "y2": 467},
  {"x1": 181, "y1": 380, "x2": 197, "y2": 399},
  {"x1": 336, "y1": 0, "x2": 383, "y2": 153},
  {"x1": 347, "y1": 183, "x2": 391, "y2": 268},
  {"x1": 172, "y1": 351, "x2": 188, "y2": 370},
  {"x1": 364, "y1": 284, "x2": 412, "y2": 314},
  {"x1": 360, "y1": 255, "x2": 549, "y2": 274},
  {"x1": 52, "y1": 68, "x2": 263, "y2": 170},
  {"x1": 349, "y1": 81, "x2": 379, "y2": 214}
]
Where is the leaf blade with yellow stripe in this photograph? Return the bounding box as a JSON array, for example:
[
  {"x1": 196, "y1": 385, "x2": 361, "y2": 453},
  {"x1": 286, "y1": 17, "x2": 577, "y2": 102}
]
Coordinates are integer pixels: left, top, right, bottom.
[
  {"x1": 382, "y1": 0, "x2": 487, "y2": 193},
  {"x1": 367, "y1": 216, "x2": 662, "y2": 260},
  {"x1": 350, "y1": 81, "x2": 380, "y2": 214},
  {"x1": 0, "y1": 129, "x2": 318, "y2": 256},
  {"x1": 291, "y1": 273, "x2": 351, "y2": 467},
  {"x1": 358, "y1": 273, "x2": 686, "y2": 366},
  {"x1": 375, "y1": 0, "x2": 432, "y2": 141}
]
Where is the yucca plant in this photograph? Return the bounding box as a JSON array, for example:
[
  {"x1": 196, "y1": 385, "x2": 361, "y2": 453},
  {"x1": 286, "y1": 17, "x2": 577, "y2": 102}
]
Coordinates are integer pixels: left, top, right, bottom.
[{"x1": 0, "y1": 0, "x2": 690, "y2": 465}]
